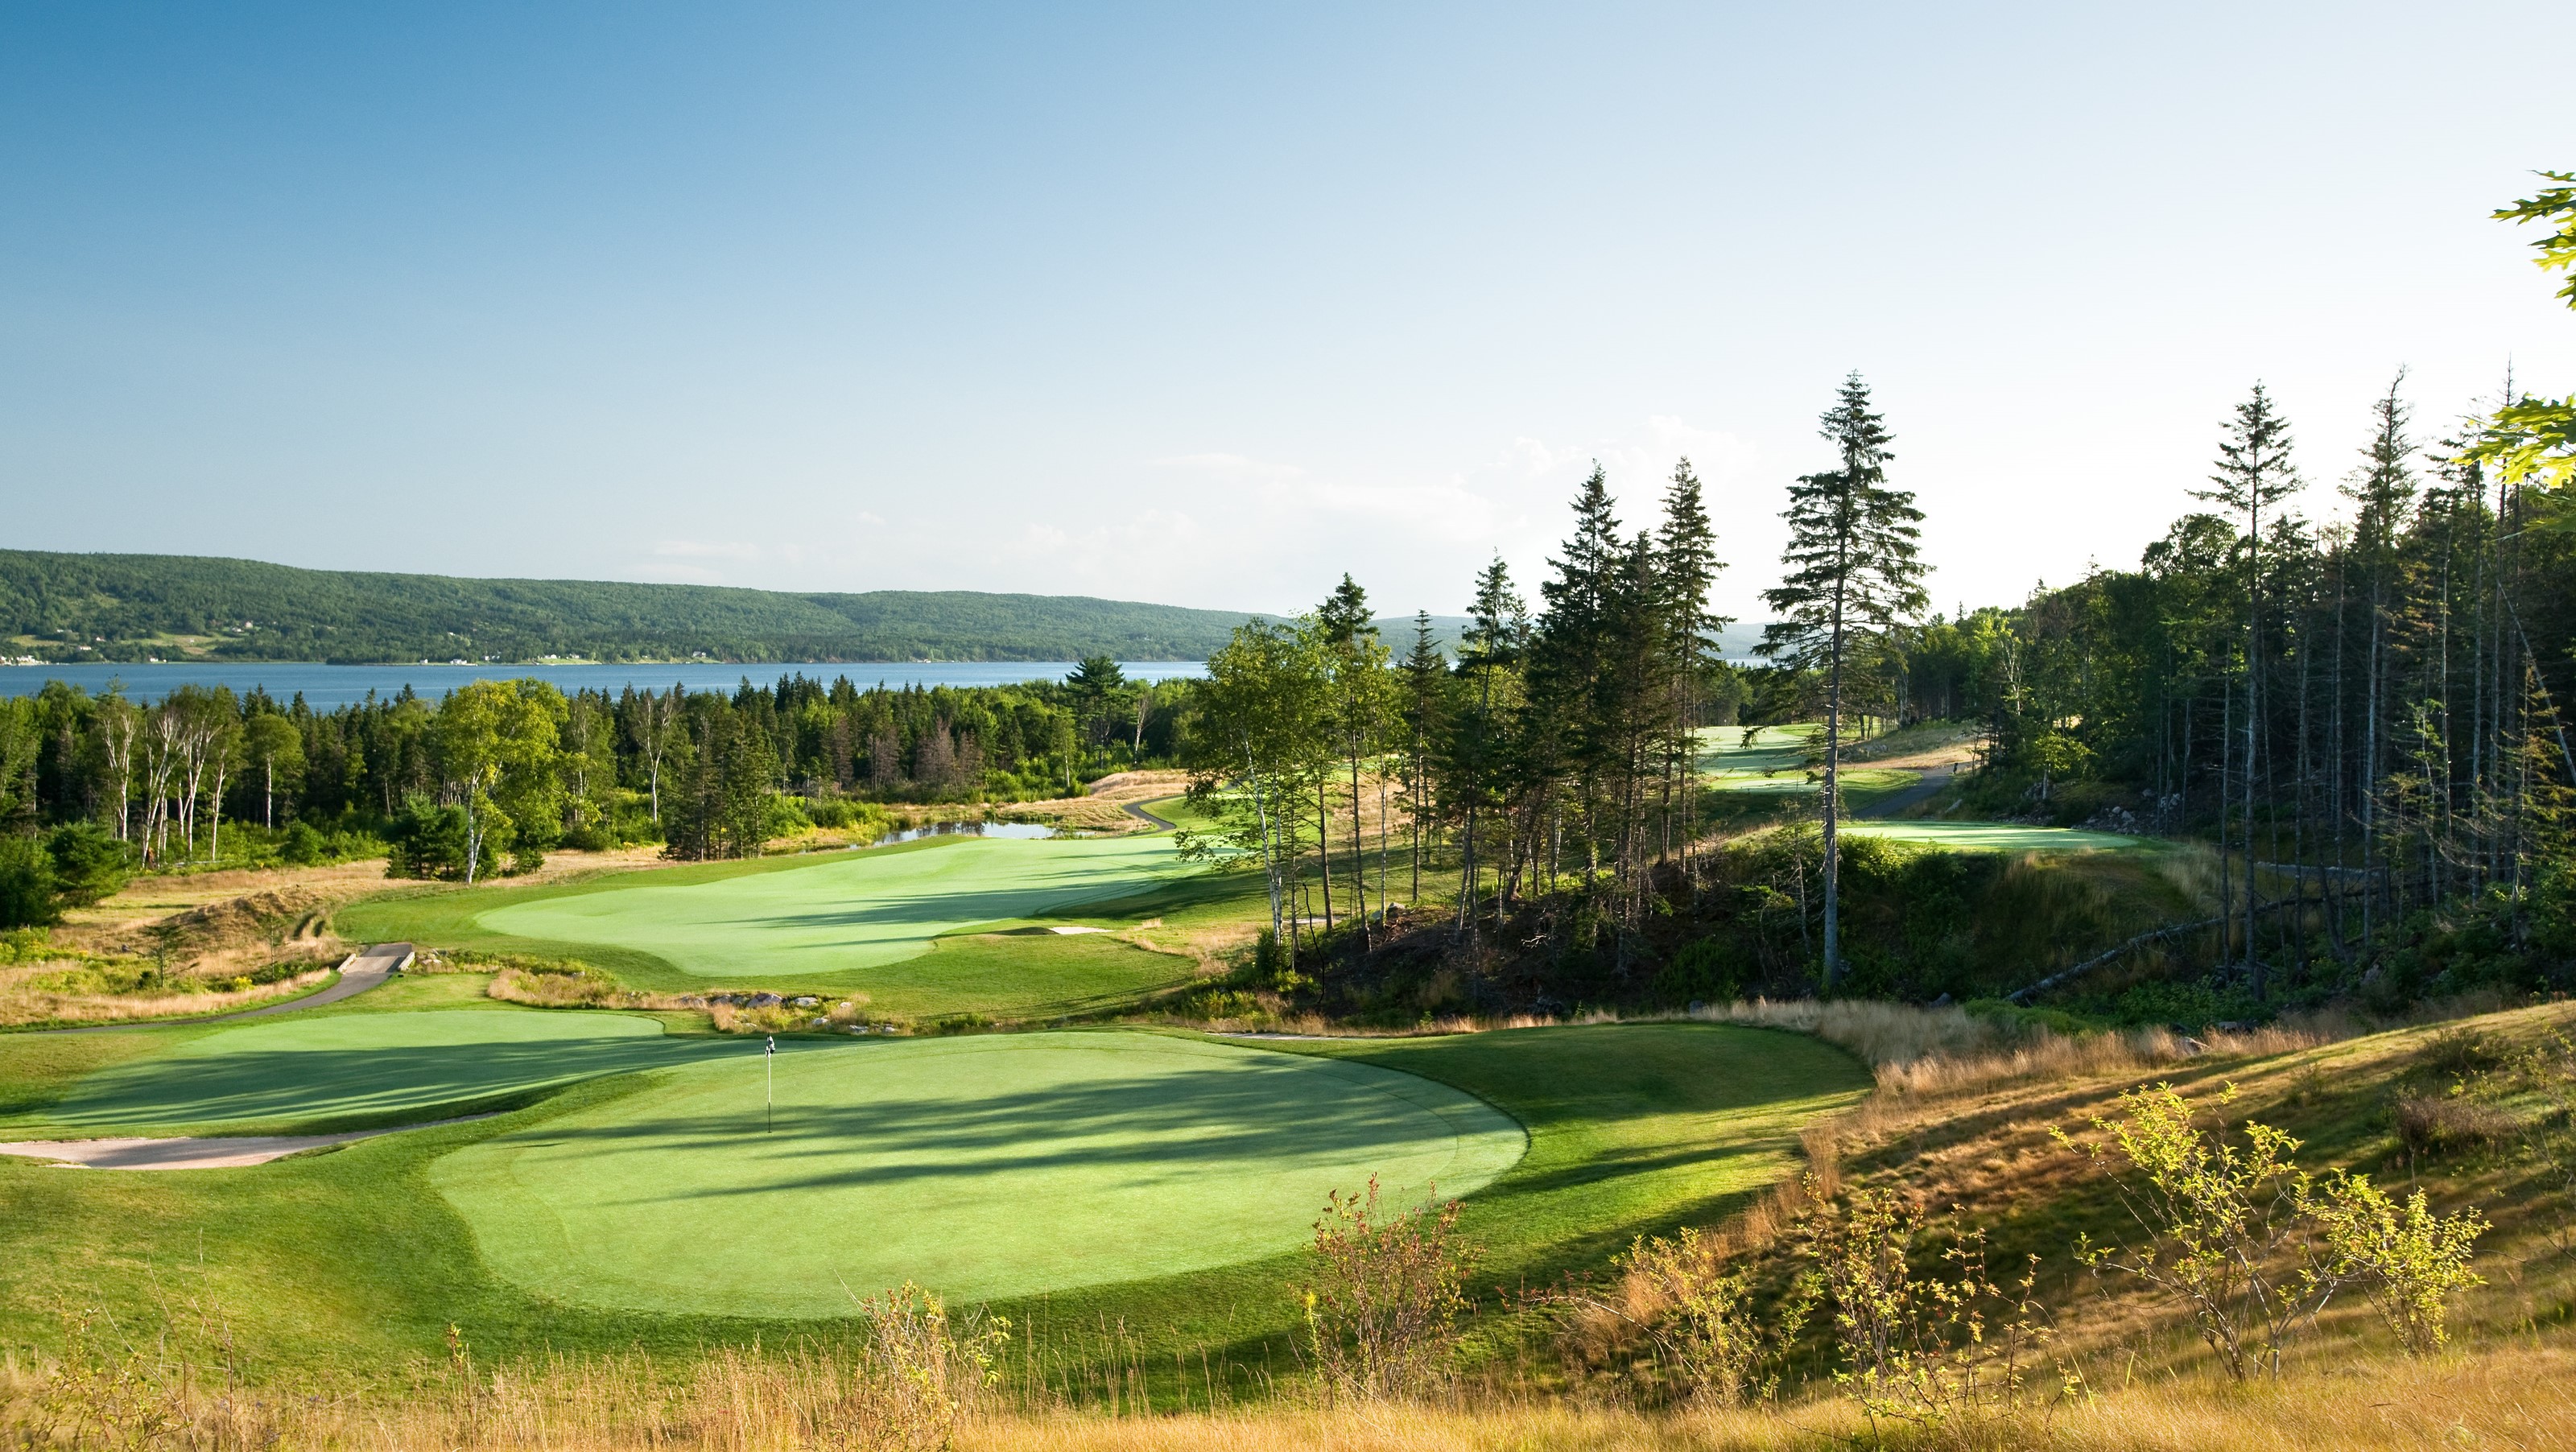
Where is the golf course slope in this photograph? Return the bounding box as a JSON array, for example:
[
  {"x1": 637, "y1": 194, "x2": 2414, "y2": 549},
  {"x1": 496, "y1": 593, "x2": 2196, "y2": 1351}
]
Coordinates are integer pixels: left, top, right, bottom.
[{"x1": 430, "y1": 1031, "x2": 1524, "y2": 1314}]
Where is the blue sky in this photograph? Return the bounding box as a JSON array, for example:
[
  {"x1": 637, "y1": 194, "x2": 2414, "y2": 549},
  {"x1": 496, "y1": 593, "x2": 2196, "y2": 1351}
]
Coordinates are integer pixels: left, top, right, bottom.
[{"x1": 6, "y1": 3, "x2": 2572, "y2": 621}]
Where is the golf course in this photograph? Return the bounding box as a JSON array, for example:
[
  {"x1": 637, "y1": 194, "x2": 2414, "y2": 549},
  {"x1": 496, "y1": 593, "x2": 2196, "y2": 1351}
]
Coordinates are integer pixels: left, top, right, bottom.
[
  {"x1": 335, "y1": 830, "x2": 1220, "y2": 1012},
  {"x1": 0, "y1": 724, "x2": 2159, "y2": 1389}
]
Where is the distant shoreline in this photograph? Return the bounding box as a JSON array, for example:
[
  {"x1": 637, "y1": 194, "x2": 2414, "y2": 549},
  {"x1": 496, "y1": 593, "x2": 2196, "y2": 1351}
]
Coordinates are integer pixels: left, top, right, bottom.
[{"x1": 0, "y1": 659, "x2": 1210, "y2": 708}]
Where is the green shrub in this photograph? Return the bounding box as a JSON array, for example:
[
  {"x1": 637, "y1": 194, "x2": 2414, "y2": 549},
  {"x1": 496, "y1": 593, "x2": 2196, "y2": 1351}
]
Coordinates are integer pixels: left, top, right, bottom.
[
  {"x1": 0, "y1": 834, "x2": 61, "y2": 929},
  {"x1": 278, "y1": 820, "x2": 329, "y2": 866},
  {"x1": 386, "y1": 797, "x2": 470, "y2": 880},
  {"x1": 2301, "y1": 1171, "x2": 2486, "y2": 1355},
  {"x1": 44, "y1": 822, "x2": 134, "y2": 907}
]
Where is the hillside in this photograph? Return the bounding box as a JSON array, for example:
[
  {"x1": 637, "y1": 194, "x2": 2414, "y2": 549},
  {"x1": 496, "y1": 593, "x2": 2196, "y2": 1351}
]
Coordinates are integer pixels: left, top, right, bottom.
[{"x1": 0, "y1": 551, "x2": 1258, "y2": 664}]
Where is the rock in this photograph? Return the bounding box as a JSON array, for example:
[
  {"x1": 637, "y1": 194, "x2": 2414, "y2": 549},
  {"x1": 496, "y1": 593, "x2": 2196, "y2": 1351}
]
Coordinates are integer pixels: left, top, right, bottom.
[
  {"x1": 749, "y1": 992, "x2": 783, "y2": 1009},
  {"x1": 1928, "y1": 992, "x2": 1953, "y2": 1008},
  {"x1": 791, "y1": 996, "x2": 819, "y2": 1008}
]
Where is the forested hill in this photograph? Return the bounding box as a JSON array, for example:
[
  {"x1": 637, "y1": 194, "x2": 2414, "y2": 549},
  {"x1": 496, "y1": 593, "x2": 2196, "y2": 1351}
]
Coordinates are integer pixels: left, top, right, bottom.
[{"x1": 0, "y1": 551, "x2": 1261, "y2": 664}]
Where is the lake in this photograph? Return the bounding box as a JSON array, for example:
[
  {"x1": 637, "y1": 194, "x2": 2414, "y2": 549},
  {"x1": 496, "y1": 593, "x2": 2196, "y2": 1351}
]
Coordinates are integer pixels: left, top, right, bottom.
[{"x1": 0, "y1": 660, "x2": 1208, "y2": 709}]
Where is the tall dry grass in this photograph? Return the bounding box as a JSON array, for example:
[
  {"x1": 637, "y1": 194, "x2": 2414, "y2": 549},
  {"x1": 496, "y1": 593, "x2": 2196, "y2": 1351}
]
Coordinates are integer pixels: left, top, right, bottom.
[
  {"x1": 0, "y1": 963, "x2": 335, "y2": 1029},
  {"x1": 1690, "y1": 996, "x2": 2338, "y2": 1100},
  {"x1": 10, "y1": 1339, "x2": 2573, "y2": 1450}
]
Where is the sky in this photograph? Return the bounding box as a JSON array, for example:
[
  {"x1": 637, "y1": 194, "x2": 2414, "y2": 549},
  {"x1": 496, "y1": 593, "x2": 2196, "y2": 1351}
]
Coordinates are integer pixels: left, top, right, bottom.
[{"x1": 4, "y1": 3, "x2": 2573, "y2": 625}]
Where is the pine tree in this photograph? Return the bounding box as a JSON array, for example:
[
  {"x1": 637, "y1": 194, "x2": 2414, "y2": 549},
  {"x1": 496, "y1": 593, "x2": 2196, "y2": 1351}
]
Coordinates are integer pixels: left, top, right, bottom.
[{"x1": 1758, "y1": 373, "x2": 1927, "y2": 988}]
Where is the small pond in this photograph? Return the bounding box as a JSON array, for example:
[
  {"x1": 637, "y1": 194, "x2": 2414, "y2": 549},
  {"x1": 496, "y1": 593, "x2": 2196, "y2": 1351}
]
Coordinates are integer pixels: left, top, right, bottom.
[{"x1": 865, "y1": 820, "x2": 1059, "y2": 846}]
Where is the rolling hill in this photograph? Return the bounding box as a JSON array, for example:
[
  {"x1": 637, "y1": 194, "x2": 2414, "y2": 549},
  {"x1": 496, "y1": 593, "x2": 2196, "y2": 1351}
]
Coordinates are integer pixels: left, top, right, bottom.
[{"x1": 0, "y1": 551, "x2": 1260, "y2": 664}]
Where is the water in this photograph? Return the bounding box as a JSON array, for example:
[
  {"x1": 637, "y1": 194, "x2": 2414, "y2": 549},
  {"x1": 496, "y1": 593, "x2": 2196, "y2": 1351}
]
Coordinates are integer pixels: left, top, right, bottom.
[
  {"x1": 865, "y1": 820, "x2": 1060, "y2": 845},
  {"x1": 0, "y1": 660, "x2": 1208, "y2": 709}
]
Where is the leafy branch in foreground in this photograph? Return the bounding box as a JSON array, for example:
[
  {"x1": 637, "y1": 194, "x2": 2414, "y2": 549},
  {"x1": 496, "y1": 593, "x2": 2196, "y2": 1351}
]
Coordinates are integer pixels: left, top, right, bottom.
[{"x1": 2467, "y1": 170, "x2": 2576, "y2": 499}]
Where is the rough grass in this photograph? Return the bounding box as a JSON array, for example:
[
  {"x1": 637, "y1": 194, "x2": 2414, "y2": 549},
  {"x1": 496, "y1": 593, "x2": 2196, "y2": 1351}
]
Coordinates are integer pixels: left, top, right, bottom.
[{"x1": 0, "y1": 962, "x2": 336, "y2": 1029}]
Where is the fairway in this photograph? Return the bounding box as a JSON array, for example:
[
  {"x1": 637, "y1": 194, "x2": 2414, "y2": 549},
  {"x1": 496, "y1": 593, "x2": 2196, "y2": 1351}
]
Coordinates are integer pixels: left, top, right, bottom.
[
  {"x1": 1840, "y1": 819, "x2": 2146, "y2": 851},
  {"x1": 13, "y1": 1009, "x2": 726, "y2": 1135},
  {"x1": 431, "y1": 1031, "x2": 1524, "y2": 1314},
  {"x1": 475, "y1": 835, "x2": 1191, "y2": 981}
]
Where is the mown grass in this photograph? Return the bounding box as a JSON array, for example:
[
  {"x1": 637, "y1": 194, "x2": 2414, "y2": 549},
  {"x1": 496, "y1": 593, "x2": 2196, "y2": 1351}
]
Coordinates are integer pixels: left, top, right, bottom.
[
  {"x1": 334, "y1": 838, "x2": 1212, "y2": 1013},
  {"x1": 0, "y1": 1019, "x2": 1865, "y2": 1396}
]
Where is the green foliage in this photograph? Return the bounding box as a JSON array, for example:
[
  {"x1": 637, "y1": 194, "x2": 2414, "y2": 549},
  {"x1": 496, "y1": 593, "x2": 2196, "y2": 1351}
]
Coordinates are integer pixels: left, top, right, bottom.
[
  {"x1": 0, "y1": 834, "x2": 61, "y2": 929},
  {"x1": 43, "y1": 821, "x2": 134, "y2": 907},
  {"x1": 279, "y1": 819, "x2": 328, "y2": 865},
  {"x1": 1814, "y1": 1183, "x2": 2050, "y2": 1422},
  {"x1": 2060, "y1": 1083, "x2": 2324, "y2": 1380},
  {"x1": 2300, "y1": 1170, "x2": 2486, "y2": 1356},
  {"x1": 386, "y1": 796, "x2": 470, "y2": 880},
  {"x1": 1612, "y1": 1226, "x2": 1806, "y2": 1407}
]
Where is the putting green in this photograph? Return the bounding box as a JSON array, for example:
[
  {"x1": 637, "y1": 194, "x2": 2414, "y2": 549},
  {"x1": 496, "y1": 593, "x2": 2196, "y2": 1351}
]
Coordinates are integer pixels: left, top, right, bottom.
[
  {"x1": 1840, "y1": 819, "x2": 2145, "y2": 852},
  {"x1": 476, "y1": 835, "x2": 1190, "y2": 981},
  {"x1": 431, "y1": 1031, "x2": 1525, "y2": 1314},
  {"x1": 18, "y1": 1009, "x2": 724, "y2": 1135}
]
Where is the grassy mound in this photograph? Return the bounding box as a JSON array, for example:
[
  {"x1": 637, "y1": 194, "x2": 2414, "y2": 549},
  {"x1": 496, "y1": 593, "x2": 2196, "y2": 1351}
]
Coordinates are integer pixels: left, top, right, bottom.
[{"x1": 431, "y1": 1031, "x2": 1525, "y2": 1314}]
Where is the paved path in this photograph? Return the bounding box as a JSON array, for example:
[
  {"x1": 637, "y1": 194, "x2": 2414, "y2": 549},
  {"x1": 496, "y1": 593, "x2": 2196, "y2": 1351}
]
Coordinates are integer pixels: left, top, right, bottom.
[
  {"x1": 1123, "y1": 796, "x2": 1181, "y2": 830},
  {"x1": 1856, "y1": 764, "x2": 1957, "y2": 819},
  {"x1": 27, "y1": 943, "x2": 410, "y2": 1035}
]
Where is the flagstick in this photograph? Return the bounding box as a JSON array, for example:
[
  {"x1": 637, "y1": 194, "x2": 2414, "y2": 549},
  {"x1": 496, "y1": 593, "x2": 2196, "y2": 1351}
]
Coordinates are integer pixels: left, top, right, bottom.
[{"x1": 766, "y1": 1034, "x2": 775, "y2": 1135}]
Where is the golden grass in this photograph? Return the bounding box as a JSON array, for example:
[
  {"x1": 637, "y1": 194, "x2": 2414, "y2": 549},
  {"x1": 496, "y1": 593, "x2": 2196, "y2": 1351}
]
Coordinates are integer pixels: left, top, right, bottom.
[
  {"x1": 10, "y1": 1340, "x2": 2574, "y2": 1450},
  {"x1": 0, "y1": 961, "x2": 336, "y2": 1029}
]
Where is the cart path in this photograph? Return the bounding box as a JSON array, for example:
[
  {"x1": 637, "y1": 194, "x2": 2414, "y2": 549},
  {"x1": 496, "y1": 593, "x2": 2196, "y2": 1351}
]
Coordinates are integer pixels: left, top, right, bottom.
[{"x1": 1854, "y1": 764, "x2": 1956, "y2": 819}]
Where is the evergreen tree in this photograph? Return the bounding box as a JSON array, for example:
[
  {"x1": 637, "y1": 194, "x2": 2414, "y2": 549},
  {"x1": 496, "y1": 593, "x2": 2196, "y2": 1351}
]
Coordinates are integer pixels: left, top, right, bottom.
[
  {"x1": 2197, "y1": 382, "x2": 2305, "y2": 995},
  {"x1": 1758, "y1": 373, "x2": 1927, "y2": 988},
  {"x1": 1400, "y1": 611, "x2": 1447, "y2": 907},
  {"x1": 1657, "y1": 457, "x2": 1730, "y2": 880}
]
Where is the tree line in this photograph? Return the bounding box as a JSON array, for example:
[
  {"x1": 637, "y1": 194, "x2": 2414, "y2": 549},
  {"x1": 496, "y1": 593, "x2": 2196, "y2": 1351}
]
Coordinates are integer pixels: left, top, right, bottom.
[
  {"x1": 1183, "y1": 175, "x2": 2576, "y2": 1012},
  {"x1": 0, "y1": 662, "x2": 1189, "y2": 919}
]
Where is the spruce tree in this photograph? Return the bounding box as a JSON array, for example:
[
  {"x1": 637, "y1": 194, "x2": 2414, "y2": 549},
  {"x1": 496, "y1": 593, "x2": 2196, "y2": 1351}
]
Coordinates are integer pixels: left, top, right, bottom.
[
  {"x1": 2198, "y1": 382, "x2": 2305, "y2": 996},
  {"x1": 1401, "y1": 611, "x2": 1447, "y2": 908},
  {"x1": 1657, "y1": 458, "x2": 1730, "y2": 877},
  {"x1": 1758, "y1": 373, "x2": 1927, "y2": 989}
]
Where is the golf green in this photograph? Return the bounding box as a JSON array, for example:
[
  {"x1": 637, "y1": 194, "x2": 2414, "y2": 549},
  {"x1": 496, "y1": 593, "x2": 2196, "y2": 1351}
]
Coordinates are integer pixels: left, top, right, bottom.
[
  {"x1": 1839, "y1": 819, "x2": 2146, "y2": 851},
  {"x1": 475, "y1": 835, "x2": 1191, "y2": 980},
  {"x1": 431, "y1": 1031, "x2": 1526, "y2": 1314},
  {"x1": 16, "y1": 1009, "x2": 724, "y2": 1135}
]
